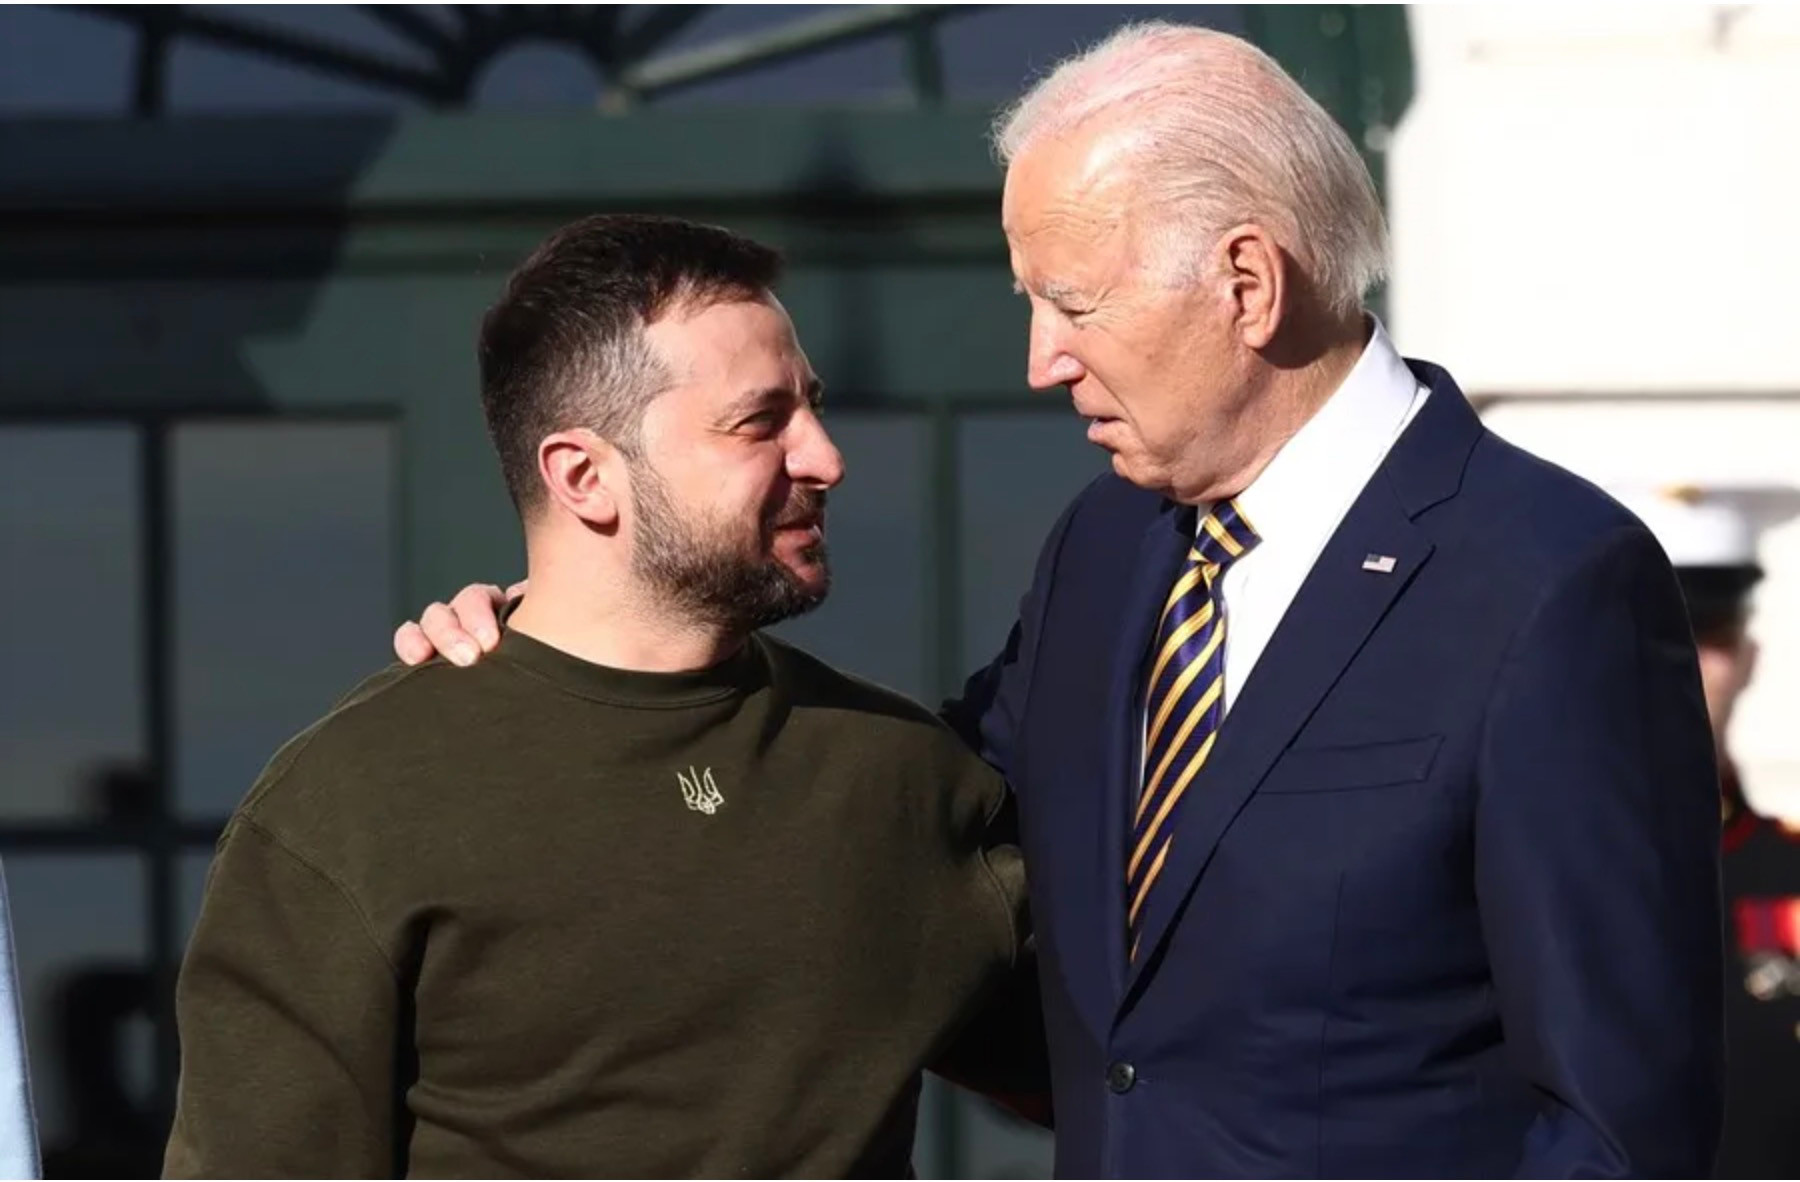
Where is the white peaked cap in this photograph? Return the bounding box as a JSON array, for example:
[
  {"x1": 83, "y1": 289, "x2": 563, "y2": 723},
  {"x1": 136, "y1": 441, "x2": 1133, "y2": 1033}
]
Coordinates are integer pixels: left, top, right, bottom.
[
  {"x1": 1612, "y1": 487, "x2": 1757, "y2": 568},
  {"x1": 1608, "y1": 485, "x2": 1800, "y2": 569}
]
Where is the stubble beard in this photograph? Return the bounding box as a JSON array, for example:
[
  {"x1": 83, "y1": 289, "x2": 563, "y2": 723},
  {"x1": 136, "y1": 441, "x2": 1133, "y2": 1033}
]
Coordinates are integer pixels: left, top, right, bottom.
[{"x1": 629, "y1": 459, "x2": 830, "y2": 635}]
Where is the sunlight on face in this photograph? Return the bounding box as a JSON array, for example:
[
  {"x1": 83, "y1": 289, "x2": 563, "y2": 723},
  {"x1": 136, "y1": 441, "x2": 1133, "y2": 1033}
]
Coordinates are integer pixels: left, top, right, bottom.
[
  {"x1": 628, "y1": 296, "x2": 844, "y2": 629},
  {"x1": 1002, "y1": 126, "x2": 1247, "y2": 503}
]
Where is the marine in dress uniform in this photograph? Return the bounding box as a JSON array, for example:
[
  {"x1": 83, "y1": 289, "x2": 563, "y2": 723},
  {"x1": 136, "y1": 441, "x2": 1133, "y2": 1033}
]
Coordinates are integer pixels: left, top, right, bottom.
[{"x1": 1617, "y1": 485, "x2": 1800, "y2": 1179}]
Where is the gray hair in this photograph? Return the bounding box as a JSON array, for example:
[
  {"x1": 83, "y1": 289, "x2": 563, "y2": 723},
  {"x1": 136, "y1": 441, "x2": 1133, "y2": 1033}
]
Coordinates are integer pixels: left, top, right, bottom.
[{"x1": 993, "y1": 22, "x2": 1387, "y2": 317}]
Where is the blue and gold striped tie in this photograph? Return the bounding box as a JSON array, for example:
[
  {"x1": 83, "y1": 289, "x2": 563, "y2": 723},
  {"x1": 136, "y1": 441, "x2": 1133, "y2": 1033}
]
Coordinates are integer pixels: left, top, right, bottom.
[{"x1": 1127, "y1": 499, "x2": 1260, "y2": 961}]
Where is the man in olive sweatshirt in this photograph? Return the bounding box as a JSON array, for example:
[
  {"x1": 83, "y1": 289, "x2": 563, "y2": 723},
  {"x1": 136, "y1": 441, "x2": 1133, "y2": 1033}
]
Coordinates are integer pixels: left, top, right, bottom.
[{"x1": 165, "y1": 215, "x2": 1038, "y2": 1178}]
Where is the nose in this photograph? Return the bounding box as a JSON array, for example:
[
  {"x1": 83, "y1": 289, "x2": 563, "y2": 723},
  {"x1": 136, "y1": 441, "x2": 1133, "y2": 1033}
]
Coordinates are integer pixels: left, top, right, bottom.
[
  {"x1": 786, "y1": 406, "x2": 846, "y2": 490},
  {"x1": 1026, "y1": 307, "x2": 1087, "y2": 390}
]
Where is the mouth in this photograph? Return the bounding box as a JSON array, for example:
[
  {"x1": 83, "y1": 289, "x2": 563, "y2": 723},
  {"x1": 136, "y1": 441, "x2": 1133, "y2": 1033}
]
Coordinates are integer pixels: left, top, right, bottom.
[
  {"x1": 773, "y1": 515, "x2": 825, "y2": 541},
  {"x1": 771, "y1": 489, "x2": 828, "y2": 546}
]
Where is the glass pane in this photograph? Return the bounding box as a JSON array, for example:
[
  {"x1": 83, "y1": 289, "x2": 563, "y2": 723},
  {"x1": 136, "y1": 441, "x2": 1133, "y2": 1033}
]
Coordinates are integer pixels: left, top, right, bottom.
[
  {"x1": 177, "y1": 849, "x2": 216, "y2": 948},
  {"x1": 951, "y1": 1093, "x2": 1055, "y2": 1178},
  {"x1": 172, "y1": 421, "x2": 397, "y2": 819},
  {"x1": 656, "y1": 6, "x2": 910, "y2": 106},
  {"x1": 205, "y1": 5, "x2": 439, "y2": 69},
  {"x1": 770, "y1": 413, "x2": 928, "y2": 700},
  {"x1": 474, "y1": 44, "x2": 602, "y2": 109},
  {"x1": 0, "y1": 426, "x2": 145, "y2": 820},
  {"x1": 2, "y1": 856, "x2": 154, "y2": 1173},
  {"x1": 168, "y1": 34, "x2": 411, "y2": 115},
  {"x1": 958, "y1": 412, "x2": 1107, "y2": 677},
  {"x1": 912, "y1": 1077, "x2": 948, "y2": 1179},
  {"x1": 0, "y1": 7, "x2": 134, "y2": 116}
]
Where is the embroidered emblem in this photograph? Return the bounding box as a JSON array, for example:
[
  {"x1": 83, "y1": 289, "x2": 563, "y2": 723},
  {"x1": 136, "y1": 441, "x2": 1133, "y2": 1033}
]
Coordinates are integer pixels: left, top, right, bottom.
[
  {"x1": 678, "y1": 766, "x2": 724, "y2": 815},
  {"x1": 1361, "y1": 553, "x2": 1397, "y2": 573}
]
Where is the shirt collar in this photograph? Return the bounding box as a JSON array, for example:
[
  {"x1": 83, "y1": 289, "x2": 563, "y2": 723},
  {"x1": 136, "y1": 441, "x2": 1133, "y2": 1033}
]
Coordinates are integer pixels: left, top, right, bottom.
[{"x1": 1226, "y1": 316, "x2": 1422, "y2": 547}]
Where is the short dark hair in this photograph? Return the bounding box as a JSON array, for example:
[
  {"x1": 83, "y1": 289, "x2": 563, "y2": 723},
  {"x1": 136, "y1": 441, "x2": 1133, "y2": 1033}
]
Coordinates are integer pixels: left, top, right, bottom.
[{"x1": 478, "y1": 214, "x2": 783, "y2": 513}]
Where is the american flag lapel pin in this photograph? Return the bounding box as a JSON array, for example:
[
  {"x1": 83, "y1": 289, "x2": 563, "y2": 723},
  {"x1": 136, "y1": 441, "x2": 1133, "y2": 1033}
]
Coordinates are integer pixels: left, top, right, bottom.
[{"x1": 1362, "y1": 553, "x2": 1398, "y2": 574}]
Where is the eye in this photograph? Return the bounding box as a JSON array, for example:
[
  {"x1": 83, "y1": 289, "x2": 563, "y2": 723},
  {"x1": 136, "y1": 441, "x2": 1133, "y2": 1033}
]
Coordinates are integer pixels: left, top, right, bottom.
[{"x1": 738, "y1": 409, "x2": 785, "y2": 435}]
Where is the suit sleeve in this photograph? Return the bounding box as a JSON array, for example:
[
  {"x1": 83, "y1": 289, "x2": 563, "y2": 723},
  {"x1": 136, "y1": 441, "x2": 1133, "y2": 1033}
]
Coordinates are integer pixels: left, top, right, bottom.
[
  {"x1": 940, "y1": 487, "x2": 1089, "y2": 778},
  {"x1": 1476, "y1": 525, "x2": 1724, "y2": 1177},
  {"x1": 164, "y1": 819, "x2": 404, "y2": 1179}
]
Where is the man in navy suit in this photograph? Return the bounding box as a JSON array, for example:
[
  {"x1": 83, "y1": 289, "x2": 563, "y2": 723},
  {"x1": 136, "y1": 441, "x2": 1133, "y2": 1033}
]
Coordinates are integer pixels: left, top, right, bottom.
[{"x1": 396, "y1": 22, "x2": 1723, "y2": 1177}]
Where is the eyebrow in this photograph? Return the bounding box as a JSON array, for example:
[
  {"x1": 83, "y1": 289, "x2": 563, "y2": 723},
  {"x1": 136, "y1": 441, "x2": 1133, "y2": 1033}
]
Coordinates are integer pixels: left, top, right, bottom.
[
  {"x1": 1012, "y1": 278, "x2": 1084, "y2": 304},
  {"x1": 720, "y1": 378, "x2": 825, "y2": 423}
]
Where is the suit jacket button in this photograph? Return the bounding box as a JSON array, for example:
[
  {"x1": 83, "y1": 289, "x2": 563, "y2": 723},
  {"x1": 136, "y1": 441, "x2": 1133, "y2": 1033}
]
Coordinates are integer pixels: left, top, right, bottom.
[{"x1": 1107, "y1": 1060, "x2": 1137, "y2": 1094}]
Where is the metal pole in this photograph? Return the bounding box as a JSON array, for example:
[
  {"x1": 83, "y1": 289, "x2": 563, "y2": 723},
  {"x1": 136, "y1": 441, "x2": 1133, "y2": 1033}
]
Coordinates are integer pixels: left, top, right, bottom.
[
  {"x1": 132, "y1": 9, "x2": 170, "y2": 117},
  {"x1": 905, "y1": 15, "x2": 945, "y2": 105},
  {"x1": 624, "y1": 6, "x2": 983, "y2": 99},
  {"x1": 141, "y1": 420, "x2": 180, "y2": 1126}
]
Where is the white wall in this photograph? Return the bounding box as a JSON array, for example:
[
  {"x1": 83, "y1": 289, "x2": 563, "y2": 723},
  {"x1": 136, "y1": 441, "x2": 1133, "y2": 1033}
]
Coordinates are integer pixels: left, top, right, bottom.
[{"x1": 1391, "y1": 5, "x2": 1800, "y2": 393}]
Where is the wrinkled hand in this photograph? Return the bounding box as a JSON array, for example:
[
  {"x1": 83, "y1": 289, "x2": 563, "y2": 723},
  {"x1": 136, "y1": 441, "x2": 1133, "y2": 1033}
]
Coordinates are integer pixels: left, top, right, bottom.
[{"x1": 393, "y1": 580, "x2": 526, "y2": 667}]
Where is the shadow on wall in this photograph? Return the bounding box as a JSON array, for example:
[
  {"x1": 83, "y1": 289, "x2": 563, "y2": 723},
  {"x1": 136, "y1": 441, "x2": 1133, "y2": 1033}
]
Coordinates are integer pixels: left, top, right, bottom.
[{"x1": 0, "y1": 116, "x2": 403, "y2": 414}]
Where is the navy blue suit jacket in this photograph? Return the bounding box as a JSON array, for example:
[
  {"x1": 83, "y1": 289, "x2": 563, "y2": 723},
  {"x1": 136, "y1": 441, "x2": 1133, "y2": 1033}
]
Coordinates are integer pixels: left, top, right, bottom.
[{"x1": 946, "y1": 363, "x2": 1723, "y2": 1178}]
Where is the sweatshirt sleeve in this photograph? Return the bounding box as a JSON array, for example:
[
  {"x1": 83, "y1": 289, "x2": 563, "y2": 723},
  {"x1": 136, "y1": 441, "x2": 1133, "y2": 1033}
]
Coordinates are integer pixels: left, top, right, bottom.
[
  {"x1": 164, "y1": 819, "x2": 405, "y2": 1179},
  {"x1": 929, "y1": 758, "x2": 1051, "y2": 1122}
]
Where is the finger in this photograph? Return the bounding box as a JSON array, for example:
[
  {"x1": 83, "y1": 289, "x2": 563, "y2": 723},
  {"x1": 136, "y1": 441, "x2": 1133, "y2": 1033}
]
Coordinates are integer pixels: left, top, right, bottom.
[
  {"x1": 420, "y1": 601, "x2": 479, "y2": 666},
  {"x1": 393, "y1": 621, "x2": 433, "y2": 667},
  {"x1": 504, "y1": 578, "x2": 530, "y2": 603},
  {"x1": 449, "y1": 583, "x2": 506, "y2": 650}
]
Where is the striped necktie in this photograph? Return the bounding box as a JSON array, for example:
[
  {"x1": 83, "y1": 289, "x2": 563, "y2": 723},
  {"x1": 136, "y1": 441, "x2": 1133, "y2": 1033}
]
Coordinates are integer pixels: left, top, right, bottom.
[{"x1": 1127, "y1": 499, "x2": 1260, "y2": 961}]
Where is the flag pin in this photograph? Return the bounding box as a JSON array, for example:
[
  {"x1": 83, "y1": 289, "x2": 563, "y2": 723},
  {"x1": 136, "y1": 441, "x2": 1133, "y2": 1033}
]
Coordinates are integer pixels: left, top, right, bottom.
[{"x1": 1362, "y1": 553, "x2": 1397, "y2": 573}]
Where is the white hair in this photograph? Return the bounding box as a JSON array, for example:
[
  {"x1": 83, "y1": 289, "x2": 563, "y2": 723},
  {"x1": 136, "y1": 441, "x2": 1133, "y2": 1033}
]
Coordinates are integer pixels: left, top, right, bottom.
[{"x1": 993, "y1": 22, "x2": 1387, "y2": 317}]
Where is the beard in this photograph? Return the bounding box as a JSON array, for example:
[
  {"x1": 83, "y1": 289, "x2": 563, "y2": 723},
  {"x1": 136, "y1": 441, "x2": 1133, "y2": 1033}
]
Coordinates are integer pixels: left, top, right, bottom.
[{"x1": 629, "y1": 460, "x2": 831, "y2": 634}]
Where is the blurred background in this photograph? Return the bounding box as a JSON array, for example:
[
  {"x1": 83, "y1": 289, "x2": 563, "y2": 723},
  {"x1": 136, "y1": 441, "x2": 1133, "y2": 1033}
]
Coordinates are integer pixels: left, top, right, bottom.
[{"x1": 1, "y1": 4, "x2": 1797, "y2": 1177}]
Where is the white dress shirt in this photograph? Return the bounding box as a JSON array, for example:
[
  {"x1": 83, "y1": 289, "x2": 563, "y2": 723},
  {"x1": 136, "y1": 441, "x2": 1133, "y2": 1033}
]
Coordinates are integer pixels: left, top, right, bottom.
[
  {"x1": 1137, "y1": 317, "x2": 1430, "y2": 774},
  {"x1": 1216, "y1": 318, "x2": 1429, "y2": 713},
  {"x1": 1137, "y1": 320, "x2": 1427, "y2": 787}
]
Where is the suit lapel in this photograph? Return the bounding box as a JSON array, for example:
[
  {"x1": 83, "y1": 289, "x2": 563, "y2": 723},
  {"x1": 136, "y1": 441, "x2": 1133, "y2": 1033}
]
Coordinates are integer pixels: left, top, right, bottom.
[
  {"x1": 1082, "y1": 502, "x2": 1196, "y2": 1008},
  {"x1": 1120, "y1": 478, "x2": 1434, "y2": 1002}
]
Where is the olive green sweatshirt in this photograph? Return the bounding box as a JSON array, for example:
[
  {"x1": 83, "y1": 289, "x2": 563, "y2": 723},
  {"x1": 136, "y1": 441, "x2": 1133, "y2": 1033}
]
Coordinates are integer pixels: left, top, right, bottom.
[{"x1": 165, "y1": 628, "x2": 1032, "y2": 1178}]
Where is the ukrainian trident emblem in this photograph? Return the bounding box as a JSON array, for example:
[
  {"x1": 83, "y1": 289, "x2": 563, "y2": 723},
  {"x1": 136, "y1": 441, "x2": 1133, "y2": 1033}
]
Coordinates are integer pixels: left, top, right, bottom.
[{"x1": 678, "y1": 766, "x2": 724, "y2": 815}]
